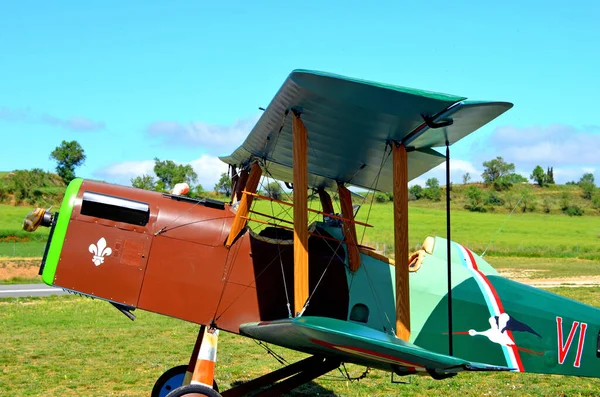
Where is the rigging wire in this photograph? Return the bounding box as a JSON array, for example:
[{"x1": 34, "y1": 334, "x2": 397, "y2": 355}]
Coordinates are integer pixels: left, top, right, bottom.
[
  {"x1": 154, "y1": 201, "x2": 227, "y2": 236},
  {"x1": 254, "y1": 339, "x2": 371, "y2": 383},
  {"x1": 253, "y1": 340, "x2": 289, "y2": 366},
  {"x1": 481, "y1": 192, "x2": 526, "y2": 257},
  {"x1": 358, "y1": 143, "x2": 392, "y2": 245},
  {"x1": 264, "y1": 171, "x2": 293, "y2": 318}
]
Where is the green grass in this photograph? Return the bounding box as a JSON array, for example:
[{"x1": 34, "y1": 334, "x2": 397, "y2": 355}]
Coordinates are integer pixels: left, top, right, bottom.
[
  {"x1": 1, "y1": 198, "x2": 599, "y2": 259},
  {"x1": 0, "y1": 276, "x2": 42, "y2": 284},
  {"x1": 251, "y1": 199, "x2": 600, "y2": 260},
  {"x1": 2, "y1": 289, "x2": 600, "y2": 396},
  {"x1": 0, "y1": 241, "x2": 47, "y2": 257},
  {"x1": 0, "y1": 203, "x2": 51, "y2": 242}
]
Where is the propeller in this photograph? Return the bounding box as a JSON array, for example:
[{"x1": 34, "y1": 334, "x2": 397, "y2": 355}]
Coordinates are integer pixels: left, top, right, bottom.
[{"x1": 22, "y1": 207, "x2": 54, "y2": 232}]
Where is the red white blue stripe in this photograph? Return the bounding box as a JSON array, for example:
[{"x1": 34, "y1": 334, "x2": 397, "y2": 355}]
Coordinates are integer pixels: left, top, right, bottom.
[{"x1": 454, "y1": 242, "x2": 524, "y2": 372}]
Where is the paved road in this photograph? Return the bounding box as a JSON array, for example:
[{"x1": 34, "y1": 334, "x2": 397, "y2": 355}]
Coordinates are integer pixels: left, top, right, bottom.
[{"x1": 0, "y1": 283, "x2": 69, "y2": 298}]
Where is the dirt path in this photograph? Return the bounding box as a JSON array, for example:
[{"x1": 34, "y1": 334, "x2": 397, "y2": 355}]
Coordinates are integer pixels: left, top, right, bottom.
[
  {"x1": 0, "y1": 258, "x2": 41, "y2": 280},
  {"x1": 2, "y1": 258, "x2": 599, "y2": 288},
  {"x1": 517, "y1": 276, "x2": 600, "y2": 288},
  {"x1": 497, "y1": 269, "x2": 600, "y2": 288}
]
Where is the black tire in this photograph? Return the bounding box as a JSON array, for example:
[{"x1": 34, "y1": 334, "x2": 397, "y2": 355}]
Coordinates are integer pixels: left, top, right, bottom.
[
  {"x1": 165, "y1": 384, "x2": 222, "y2": 397},
  {"x1": 151, "y1": 365, "x2": 219, "y2": 397}
]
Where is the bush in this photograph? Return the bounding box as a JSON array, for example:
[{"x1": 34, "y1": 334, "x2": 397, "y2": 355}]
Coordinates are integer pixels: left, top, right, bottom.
[
  {"x1": 542, "y1": 198, "x2": 553, "y2": 214},
  {"x1": 519, "y1": 188, "x2": 536, "y2": 212},
  {"x1": 423, "y1": 178, "x2": 441, "y2": 201},
  {"x1": 3, "y1": 169, "x2": 65, "y2": 206},
  {"x1": 580, "y1": 181, "x2": 595, "y2": 200},
  {"x1": 593, "y1": 196, "x2": 600, "y2": 211},
  {"x1": 564, "y1": 205, "x2": 584, "y2": 217},
  {"x1": 560, "y1": 192, "x2": 571, "y2": 211},
  {"x1": 485, "y1": 191, "x2": 504, "y2": 206},
  {"x1": 0, "y1": 184, "x2": 6, "y2": 203},
  {"x1": 409, "y1": 185, "x2": 423, "y2": 200},
  {"x1": 464, "y1": 186, "x2": 486, "y2": 212},
  {"x1": 374, "y1": 192, "x2": 388, "y2": 203}
]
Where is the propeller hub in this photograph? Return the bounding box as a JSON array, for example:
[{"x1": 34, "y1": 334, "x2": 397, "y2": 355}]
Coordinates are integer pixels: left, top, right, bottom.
[{"x1": 22, "y1": 208, "x2": 54, "y2": 232}]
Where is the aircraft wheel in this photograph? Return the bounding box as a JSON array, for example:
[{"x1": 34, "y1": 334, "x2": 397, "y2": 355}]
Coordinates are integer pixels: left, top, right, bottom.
[
  {"x1": 151, "y1": 365, "x2": 219, "y2": 397},
  {"x1": 165, "y1": 384, "x2": 222, "y2": 397}
]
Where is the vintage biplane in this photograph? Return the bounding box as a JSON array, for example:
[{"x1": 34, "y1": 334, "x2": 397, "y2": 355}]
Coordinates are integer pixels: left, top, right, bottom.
[{"x1": 23, "y1": 70, "x2": 600, "y2": 396}]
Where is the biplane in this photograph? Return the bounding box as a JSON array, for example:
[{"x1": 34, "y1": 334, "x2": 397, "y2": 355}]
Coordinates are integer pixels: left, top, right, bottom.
[{"x1": 23, "y1": 70, "x2": 600, "y2": 396}]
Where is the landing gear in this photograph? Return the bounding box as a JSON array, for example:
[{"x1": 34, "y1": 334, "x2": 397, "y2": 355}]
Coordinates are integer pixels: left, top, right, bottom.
[
  {"x1": 151, "y1": 365, "x2": 219, "y2": 397},
  {"x1": 157, "y1": 325, "x2": 339, "y2": 396},
  {"x1": 151, "y1": 365, "x2": 187, "y2": 397},
  {"x1": 165, "y1": 384, "x2": 222, "y2": 397}
]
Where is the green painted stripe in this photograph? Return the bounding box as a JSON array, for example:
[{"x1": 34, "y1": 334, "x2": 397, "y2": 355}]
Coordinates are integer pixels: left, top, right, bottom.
[{"x1": 42, "y1": 178, "x2": 83, "y2": 285}]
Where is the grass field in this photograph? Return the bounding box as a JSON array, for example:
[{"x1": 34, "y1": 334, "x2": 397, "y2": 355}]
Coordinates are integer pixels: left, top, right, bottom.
[
  {"x1": 0, "y1": 204, "x2": 49, "y2": 234},
  {"x1": 251, "y1": 199, "x2": 600, "y2": 260},
  {"x1": 0, "y1": 241, "x2": 47, "y2": 257},
  {"x1": 2, "y1": 192, "x2": 600, "y2": 396},
  {"x1": 2, "y1": 289, "x2": 600, "y2": 396},
  {"x1": 1, "y1": 198, "x2": 600, "y2": 261}
]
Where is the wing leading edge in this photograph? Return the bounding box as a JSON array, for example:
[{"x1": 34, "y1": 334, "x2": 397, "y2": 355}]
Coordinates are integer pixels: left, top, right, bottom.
[
  {"x1": 220, "y1": 70, "x2": 512, "y2": 191},
  {"x1": 240, "y1": 316, "x2": 513, "y2": 376}
]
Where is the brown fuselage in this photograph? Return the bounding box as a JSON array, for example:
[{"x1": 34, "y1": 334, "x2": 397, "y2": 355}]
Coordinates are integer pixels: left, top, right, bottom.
[{"x1": 53, "y1": 181, "x2": 348, "y2": 333}]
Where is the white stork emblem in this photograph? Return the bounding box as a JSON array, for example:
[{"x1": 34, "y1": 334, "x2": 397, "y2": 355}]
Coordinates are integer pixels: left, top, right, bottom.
[{"x1": 467, "y1": 312, "x2": 541, "y2": 346}]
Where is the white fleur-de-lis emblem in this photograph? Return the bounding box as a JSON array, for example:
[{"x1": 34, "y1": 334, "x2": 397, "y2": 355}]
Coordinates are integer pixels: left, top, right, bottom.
[{"x1": 89, "y1": 237, "x2": 112, "y2": 266}]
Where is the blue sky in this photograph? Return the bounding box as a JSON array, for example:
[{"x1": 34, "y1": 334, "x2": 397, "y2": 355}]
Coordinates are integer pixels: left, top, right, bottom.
[{"x1": 1, "y1": 1, "x2": 599, "y2": 189}]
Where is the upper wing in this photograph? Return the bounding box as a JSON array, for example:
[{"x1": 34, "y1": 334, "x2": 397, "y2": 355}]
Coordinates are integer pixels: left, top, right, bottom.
[
  {"x1": 220, "y1": 70, "x2": 512, "y2": 191},
  {"x1": 240, "y1": 316, "x2": 512, "y2": 375}
]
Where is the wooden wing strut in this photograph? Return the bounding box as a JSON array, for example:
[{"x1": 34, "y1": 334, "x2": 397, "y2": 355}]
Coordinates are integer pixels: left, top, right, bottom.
[
  {"x1": 293, "y1": 112, "x2": 309, "y2": 316},
  {"x1": 317, "y1": 188, "x2": 334, "y2": 215},
  {"x1": 337, "y1": 183, "x2": 361, "y2": 272},
  {"x1": 393, "y1": 142, "x2": 410, "y2": 341},
  {"x1": 232, "y1": 167, "x2": 249, "y2": 205},
  {"x1": 225, "y1": 162, "x2": 262, "y2": 247}
]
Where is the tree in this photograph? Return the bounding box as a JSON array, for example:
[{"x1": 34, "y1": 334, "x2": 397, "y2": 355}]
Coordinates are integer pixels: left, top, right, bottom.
[
  {"x1": 153, "y1": 158, "x2": 198, "y2": 192},
  {"x1": 519, "y1": 187, "x2": 536, "y2": 213},
  {"x1": 462, "y1": 173, "x2": 471, "y2": 185},
  {"x1": 579, "y1": 173, "x2": 595, "y2": 185},
  {"x1": 265, "y1": 182, "x2": 283, "y2": 200},
  {"x1": 579, "y1": 173, "x2": 596, "y2": 200},
  {"x1": 131, "y1": 174, "x2": 156, "y2": 191},
  {"x1": 422, "y1": 178, "x2": 441, "y2": 201},
  {"x1": 482, "y1": 157, "x2": 515, "y2": 184},
  {"x1": 408, "y1": 184, "x2": 423, "y2": 200},
  {"x1": 530, "y1": 165, "x2": 547, "y2": 187},
  {"x1": 50, "y1": 140, "x2": 86, "y2": 184},
  {"x1": 214, "y1": 172, "x2": 232, "y2": 196},
  {"x1": 546, "y1": 167, "x2": 555, "y2": 184}
]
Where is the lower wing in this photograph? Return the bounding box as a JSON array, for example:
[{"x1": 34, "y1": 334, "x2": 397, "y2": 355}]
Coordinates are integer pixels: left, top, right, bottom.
[{"x1": 240, "y1": 316, "x2": 512, "y2": 377}]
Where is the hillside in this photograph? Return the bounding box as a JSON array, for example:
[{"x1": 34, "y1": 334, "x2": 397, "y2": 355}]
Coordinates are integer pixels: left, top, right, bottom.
[
  {"x1": 1, "y1": 168, "x2": 599, "y2": 217},
  {"x1": 407, "y1": 182, "x2": 600, "y2": 216},
  {"x1": 0, "y1": 169, "x2": 66, "y2": 207}
]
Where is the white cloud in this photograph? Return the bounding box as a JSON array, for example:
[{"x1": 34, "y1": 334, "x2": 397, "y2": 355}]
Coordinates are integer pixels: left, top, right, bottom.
[
  {"x1": 478, "y1": 124, "x2": 600, "y2": 184},
  {"x1": 188, "y1": 155, "x2": 229, "y2": 190},
  {"x1": 410, "y1": 158, "x2": 480, "y2": 186},
  {"x1": 99, "y1": 160, "x2": 155, "y2": 181},
  {"x1": 95, "y1": 155, "x2": 228, "y2": 190},
  {"x1": 0, "y1": 106, "x2": 105, "y2": 131},
  {"x1": 146, "y1": 115, "x2": 260, "y2": 154},
  {"x1": 488, "y1": 124, "x2": 600, "y2": 168}
]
